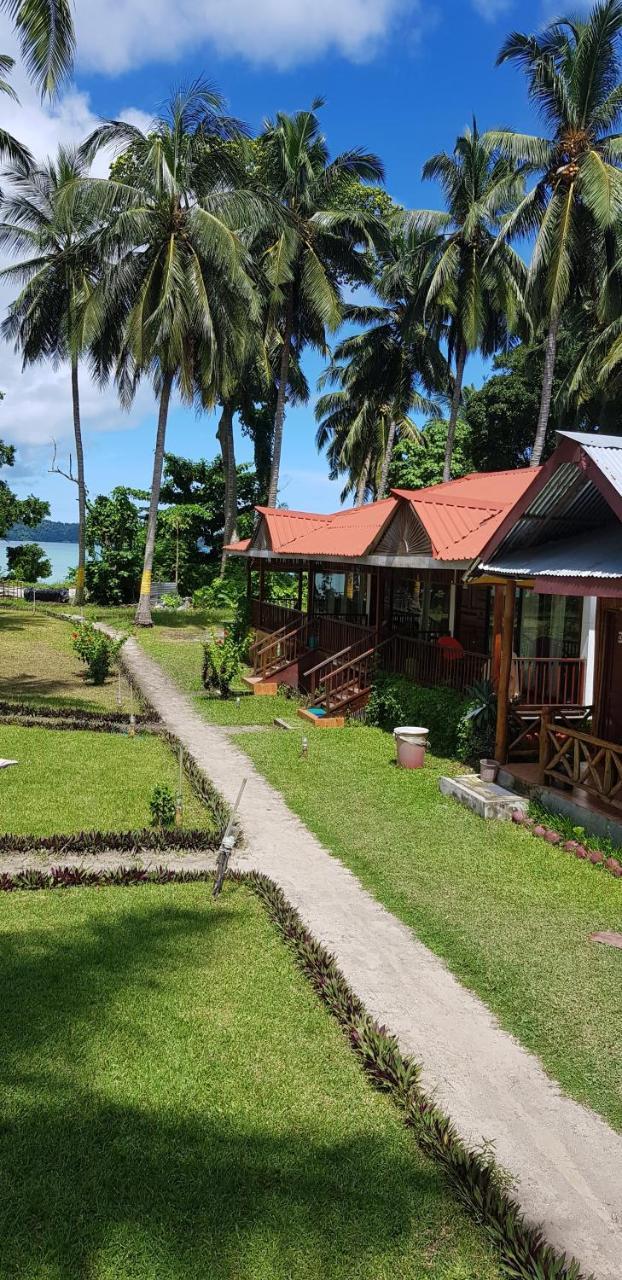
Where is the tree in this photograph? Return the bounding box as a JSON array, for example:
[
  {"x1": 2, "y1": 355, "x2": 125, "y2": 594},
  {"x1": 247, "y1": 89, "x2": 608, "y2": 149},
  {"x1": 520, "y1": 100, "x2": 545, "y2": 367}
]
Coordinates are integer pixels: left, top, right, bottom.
[
  {"x1": 82, "y1": 81, "x2": 261, "y2": 625},
  {"x1": 0, "y1": 146, "x2": 101, "y2": 605},
  {"x1": 0, "y1": 0, "x2": 74, "y2": 97},
  {"x1": 258, "y1": 100, "x2": 385, "y2": 506},
  {"x1": 414, "y1": 118, "x2": 527, "y2": 481},
  {"x1": 487, "y1": 0, "x2": 622, "y2": 464},
  {"x1": 6, "y1": 541, "x2": 51, "y2": 581},
  {"x1": 316, "y1": 218, "x2": 446, "y2": 501},
  {"x1": 388, "y1": 417, "x2": 474, "y2": 491},
  {"x1": 0, "y1": 55, "x2": 32, "y2": 168},
  {"x1": 0, "y1": 439, "x2": 48, "y2": 538},
  {"x1": 85, "y1": 487, "x2": 146, "y2": 605},
  {"x1": 159, "y1": 452, "x2": 259, "y2": 593}
]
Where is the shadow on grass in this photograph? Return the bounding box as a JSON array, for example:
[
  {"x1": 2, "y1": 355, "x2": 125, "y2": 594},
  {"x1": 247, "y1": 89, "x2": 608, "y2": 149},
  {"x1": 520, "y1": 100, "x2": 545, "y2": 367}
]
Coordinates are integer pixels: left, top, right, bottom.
[{"x1": 0, "y1": 896, "x2": 427, "y2": 1280}]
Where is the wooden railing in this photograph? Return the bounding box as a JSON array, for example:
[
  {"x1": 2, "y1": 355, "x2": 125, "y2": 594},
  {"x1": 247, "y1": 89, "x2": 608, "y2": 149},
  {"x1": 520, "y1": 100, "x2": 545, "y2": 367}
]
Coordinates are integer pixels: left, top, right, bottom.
[
  {"x1": 380, "y1": 634, "x2": 489, "y2": 694},
  {"x1": 508, "y1": 706, "x2": 592, "y2": 762},
  {"x1": 305, "y1": 633, "x2": 376, "y2": 702},
  {"x1": 319, "y1": 637, "x2": 392, "y2": 713},
  {"x1": 312, "y1": 613, "x2": 374, "y2": 655},
  {"x1": 250, "y1": 599, "x2": 301, "y2": 633},
  {"x1": 251, "y1": 620, "x2": 309, "y2": 680},
  {"x1": 513, "y1": 657, "x2": 585, "y2": 707},
  {"x1": 538, "y1": 714, "x2": 622, "y2": 809}
]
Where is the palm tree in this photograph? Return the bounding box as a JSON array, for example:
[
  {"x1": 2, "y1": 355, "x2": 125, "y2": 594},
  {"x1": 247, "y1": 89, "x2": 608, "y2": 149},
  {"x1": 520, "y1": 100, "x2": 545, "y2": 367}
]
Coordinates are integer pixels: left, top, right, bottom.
[
  {"x1": 0, "y1": 0, "x2": 74, "y2": 97},
  {"x1": 0, "y1": 55, "x2": 33, "y2": 167},
  {"x1": 0, "y1": 147, "x2": 100, "y2": 604},
  {"x1": 258, "y1": 100, "x2": 385, "y2": 507},
  {"x1": 486, "y1": 0, "x2": 622, "y2": 465},
  {"x1": 413, "y1": 119, "x2": 527, "y2": 481},
  {"x1": 81, "y1": 82, "x2": 262, "y2": 625},
  {"x1": 316, "y1": 219, "x2": 447, "y2": 501}
]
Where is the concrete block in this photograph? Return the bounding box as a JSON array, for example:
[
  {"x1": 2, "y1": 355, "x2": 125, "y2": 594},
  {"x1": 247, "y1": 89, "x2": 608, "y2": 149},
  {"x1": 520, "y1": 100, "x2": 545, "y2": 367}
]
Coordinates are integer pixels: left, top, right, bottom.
[{"x1": 439, "y1": 774, "x2": 529, "y2": 821}]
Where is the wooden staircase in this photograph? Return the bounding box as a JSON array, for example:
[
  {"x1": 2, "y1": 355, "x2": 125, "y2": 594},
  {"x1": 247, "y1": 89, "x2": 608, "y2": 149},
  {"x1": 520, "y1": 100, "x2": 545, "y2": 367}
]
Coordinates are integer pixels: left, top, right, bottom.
[
  {"x1": 303, "y1": 635, "x2": 391, "y2": 718},
  {"x1": 245, "y1": 619, "x2": 311, "y2": 692}
]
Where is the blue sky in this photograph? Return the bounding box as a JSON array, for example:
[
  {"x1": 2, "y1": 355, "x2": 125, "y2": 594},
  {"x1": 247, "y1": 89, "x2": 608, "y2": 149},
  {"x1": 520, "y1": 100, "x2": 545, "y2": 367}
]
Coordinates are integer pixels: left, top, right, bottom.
[{"x1": 2, "y1": 0, "x2": 556, "y2": 522}]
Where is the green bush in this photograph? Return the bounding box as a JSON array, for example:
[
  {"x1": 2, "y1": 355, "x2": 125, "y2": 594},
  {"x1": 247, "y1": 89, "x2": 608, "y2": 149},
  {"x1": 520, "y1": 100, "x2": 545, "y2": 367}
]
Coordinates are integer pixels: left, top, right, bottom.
[
  {"x1": 149, "y1": 783, "x2": 177, "y2": 829},
  {"x1": 6, "y1": 542, "x2": 52, "y2": 583},
  {"x1": 71, "y1": 622, "x2": 125, "y2": 685},
  {"x1": 367, "y1": 672, "x2": 468, "y2": 757},
  {"x1": 455, "y1": 680, "x2": 497, "y2": 765},
  {"x1": 201, "y1": 633, "x2": 241, "y2": 698}
]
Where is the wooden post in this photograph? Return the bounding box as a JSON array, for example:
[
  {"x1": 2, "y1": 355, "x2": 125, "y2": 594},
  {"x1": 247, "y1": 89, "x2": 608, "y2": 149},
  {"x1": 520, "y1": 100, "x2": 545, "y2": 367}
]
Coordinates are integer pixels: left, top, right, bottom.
[
  {"x1": 537, "y1": 711, "x2": 551, "y2": 785},
  {"x1": 494, "y1": 582, "x2": 516, "y2": 765},
  {"x1": 307, "y1": 566, "x2": 314, "y2": 619},
  {"x1": 246, "y1": 559, "x2": 252, "y2": 601},
  {"x1": 491, "y1": 584, "x2": 504, "y2": 691},
  {"x1": 258, "y1": 561, "x2": 265, "y2": 628},
  {"x1": 297, "y1": 566, "x2": 303, "y2": 612}
]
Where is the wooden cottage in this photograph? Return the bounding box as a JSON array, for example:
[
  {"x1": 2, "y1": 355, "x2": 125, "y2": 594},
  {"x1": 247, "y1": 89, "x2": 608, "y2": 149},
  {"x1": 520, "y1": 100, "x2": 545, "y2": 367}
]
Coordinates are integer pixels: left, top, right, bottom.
[
  {"x1": 226, "y1": 464, "x2": 594, "y2": 719},
  {"x1": 470, "y1": 430, "x2": 622, "y2": 816}
]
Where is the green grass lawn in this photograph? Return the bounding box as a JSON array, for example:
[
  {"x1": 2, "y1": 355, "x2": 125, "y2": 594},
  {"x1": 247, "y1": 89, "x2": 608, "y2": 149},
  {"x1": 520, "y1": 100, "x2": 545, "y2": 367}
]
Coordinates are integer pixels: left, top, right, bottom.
[
  {"x1": 236, "y1": 720, "x2": 622, "y2": 1133},
  {"x1": 138, "y1": 628, "x2": 300, "y2": 726},
  {"x1": 0, "y1": 606, "x2": 136, "y2": 712},
  {"x1": 0, "y1": 724, "x2": 211, "y2": 834},
  {"x1": 0, "y1": 882, "x2": 500, "y2": 1280}
]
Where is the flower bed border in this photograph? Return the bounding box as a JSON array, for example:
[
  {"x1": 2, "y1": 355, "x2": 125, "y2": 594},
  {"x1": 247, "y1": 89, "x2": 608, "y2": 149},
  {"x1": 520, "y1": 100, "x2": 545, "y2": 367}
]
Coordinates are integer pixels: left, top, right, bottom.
[
  {"x1": 0, "y1": 699, "x2": 151, "y2": 725},
  {"x1": 513, "y1": 811, "x2": 622, "y2": 880},
  {"x1": 0, "y1": 828, "x2": 220, "y2": 855},
  {"x1": 0, "y1": 862, "x2": 588, "y2": 1280}
]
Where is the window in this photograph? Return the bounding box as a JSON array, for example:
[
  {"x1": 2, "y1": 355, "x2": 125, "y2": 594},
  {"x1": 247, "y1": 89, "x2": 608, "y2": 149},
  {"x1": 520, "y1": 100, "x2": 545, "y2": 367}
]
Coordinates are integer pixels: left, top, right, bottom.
[
  {"x1": 313, "y1": 570, "x2": 369, "y2": 618},
  {"x1": 516, "y1": 591, "x2": 582, "y2": 659}
]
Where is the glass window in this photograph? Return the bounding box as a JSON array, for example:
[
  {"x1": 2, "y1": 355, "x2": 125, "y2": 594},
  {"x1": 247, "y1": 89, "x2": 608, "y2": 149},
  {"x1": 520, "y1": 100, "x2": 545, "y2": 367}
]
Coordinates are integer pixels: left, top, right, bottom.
[
  {"x1": 313, "y1": 570, "x2": 368, "y2": 618},
  {"x1": 516, "y1": 590, "x2": 582, "y2": 659}
]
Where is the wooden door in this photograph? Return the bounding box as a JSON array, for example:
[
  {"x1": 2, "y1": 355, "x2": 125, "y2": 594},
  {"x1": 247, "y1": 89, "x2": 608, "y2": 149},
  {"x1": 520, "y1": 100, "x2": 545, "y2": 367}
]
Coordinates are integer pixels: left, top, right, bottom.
[{"x1": 600, "y1": 610, "x2": 622, "y2": 743}]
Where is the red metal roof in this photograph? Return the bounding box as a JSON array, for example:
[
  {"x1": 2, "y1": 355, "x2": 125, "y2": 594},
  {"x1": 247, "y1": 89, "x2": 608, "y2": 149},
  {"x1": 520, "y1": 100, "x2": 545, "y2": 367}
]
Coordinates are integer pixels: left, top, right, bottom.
[
  {"x1": 393, "y1": 469, "x2": 539, "y2": 560},
  {"x1": 226, "y1": 469, "x2": 540, "y2": 563},
  {"x1": 224, "y1": 537, "x2": 250, "y2": 552}
]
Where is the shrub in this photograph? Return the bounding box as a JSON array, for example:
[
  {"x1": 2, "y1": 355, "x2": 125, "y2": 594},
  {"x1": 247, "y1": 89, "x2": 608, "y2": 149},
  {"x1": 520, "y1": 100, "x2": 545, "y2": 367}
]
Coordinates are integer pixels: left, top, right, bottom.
[
  {"x1": 201, "y1": 633, "x2": 241, "y2": 698},
  {"x1": 72, "y1": 622, "x2": 125, "y2": 685},
  {"x1": 455, "y1": 679, "x2": 497, "y2": 765},
  {"x1": 367, "y1": 672, "x2": 468, "y2": 757},
  {"x1": 149, "y1": 783, "x2": 177, "y2": 829},
  {"x1": 6, "y1": 542, "x2": 52, "y2": 583}
]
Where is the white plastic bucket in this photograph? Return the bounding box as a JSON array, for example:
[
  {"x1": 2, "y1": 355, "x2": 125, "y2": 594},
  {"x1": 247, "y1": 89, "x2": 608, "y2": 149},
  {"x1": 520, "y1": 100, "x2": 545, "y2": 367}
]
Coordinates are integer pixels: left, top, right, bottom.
[{"x1": 394, "y1": 726, "x2": 429, "y2": 770}]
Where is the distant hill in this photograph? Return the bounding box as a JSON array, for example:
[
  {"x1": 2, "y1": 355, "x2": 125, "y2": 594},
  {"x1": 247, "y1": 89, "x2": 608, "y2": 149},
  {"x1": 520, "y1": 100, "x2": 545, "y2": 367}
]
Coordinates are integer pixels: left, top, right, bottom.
[{"x1": 4, "y1": 518, "x2": 79, "y2": 543}]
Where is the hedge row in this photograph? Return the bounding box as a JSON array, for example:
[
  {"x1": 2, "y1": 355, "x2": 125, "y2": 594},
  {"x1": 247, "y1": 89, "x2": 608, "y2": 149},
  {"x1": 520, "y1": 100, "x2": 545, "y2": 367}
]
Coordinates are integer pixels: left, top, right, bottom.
[
  {"x1": 366, "y1": 672, "x2": 469, "y2": 757},
  {"x1": 0, "y1": 712, "x2": 158, "y2": 735},
  {"x1": 0, "y1": 827, "x2": 220, "y2": 855},
  {"x1": 0, "y1": 862, "x2": 586, "y2": 1280},
  {"x1": 0, "y1": 699, "x2": 151, "y2": 725}
]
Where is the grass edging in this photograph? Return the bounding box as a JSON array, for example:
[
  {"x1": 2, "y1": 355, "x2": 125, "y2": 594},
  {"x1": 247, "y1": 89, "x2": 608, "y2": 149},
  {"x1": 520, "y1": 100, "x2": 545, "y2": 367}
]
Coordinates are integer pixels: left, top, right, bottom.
[
  {"x1": 516, "y1": 809, "x2": 622, "y2": 880},
  {"x1": 0, "y1": 700, "x2": 151, "y2": 725},
  {"x1": 0, "y1": 861, "x2": 588, "y2": 1280},
  {"x1": 0, "y1": 828, "x2": 220, "y2": 855}
]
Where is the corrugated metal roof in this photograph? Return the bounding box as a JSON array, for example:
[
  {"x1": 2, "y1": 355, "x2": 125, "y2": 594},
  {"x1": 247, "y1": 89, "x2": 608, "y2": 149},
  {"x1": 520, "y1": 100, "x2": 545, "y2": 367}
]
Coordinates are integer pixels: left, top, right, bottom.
[
  {"x1": 224, "y1": 537, "x2": 250, "y2": 552},
  {"x1": 480, "y1": 522, "x2": 622, "y2": 578},
  {"x1": 393, "y1": 469, "x2": 537, "y2": 560}
]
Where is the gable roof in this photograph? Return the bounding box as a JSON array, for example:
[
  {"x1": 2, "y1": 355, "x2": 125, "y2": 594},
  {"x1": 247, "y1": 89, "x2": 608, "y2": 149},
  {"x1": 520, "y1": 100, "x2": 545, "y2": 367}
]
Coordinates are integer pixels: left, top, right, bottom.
[
  {"x1": 390, "y1": 469, "x2": 538, "y2": 561},
  {"x1": 224, "y1": 468, "x2": 539, "y2": 565},
  {"x1": 474, "y1": 431, "x2": 622, "y2": 582}
]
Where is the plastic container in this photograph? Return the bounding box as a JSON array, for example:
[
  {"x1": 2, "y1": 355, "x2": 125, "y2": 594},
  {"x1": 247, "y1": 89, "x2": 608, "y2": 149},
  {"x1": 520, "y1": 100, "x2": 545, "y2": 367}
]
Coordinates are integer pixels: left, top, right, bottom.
[
  {"x1": 479, "y1": 758, "x2": 499, "y2": 783},
  {"x1": 394, "y1": 726, "x2": 429, "y2": 769}
]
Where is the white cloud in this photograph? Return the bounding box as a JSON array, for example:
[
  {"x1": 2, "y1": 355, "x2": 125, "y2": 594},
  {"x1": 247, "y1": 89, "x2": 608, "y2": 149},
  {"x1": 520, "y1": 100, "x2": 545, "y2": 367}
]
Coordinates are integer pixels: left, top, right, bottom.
[
  {"x1": 470, "y1": 0, "x2": 513, "y2": 21},
  {"x1": 72, "y1": 0, "x2": 419, "y2": 73}
]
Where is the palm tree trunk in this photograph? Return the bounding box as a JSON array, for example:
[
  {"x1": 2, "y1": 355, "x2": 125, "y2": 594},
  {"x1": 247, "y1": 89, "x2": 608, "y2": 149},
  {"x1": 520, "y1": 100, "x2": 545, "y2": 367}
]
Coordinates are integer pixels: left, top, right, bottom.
[
  {"x1": 268, "y1": 285, "x2": 294, "y2": 508},
  {"x1": 531, "y1": 307, "x2": 560, "y2": 467},
  {"x1": 355, "y1": 452, "x2": 371, "y2": 506},
  {"x1": 218, "y1": 400, "x2": 237, "y2": 575},
  {"x1": 135, "y1": 370, "x2": 174, "y2": 627},
  {"x1": 443, "y1": 340, "x2": 467, "y2": 484},
  {"x1": 71, "y1": 355, "x2": 86, "y2": 608},
  {"x1": 377, "y1": 421, "x2": 397, "y2": 499}
]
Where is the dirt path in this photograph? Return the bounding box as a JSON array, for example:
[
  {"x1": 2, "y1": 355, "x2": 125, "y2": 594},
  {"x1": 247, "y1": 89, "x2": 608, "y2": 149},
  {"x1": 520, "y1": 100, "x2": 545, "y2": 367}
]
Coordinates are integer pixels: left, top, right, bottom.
[{"x1": 100, "y1": 633, "x2": 621, "y2": 1280}]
